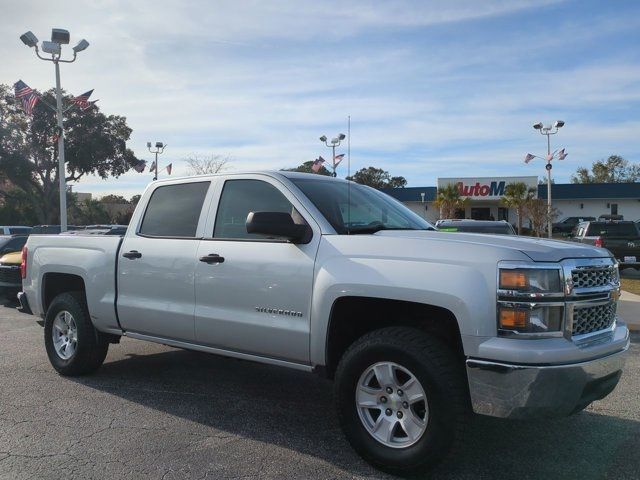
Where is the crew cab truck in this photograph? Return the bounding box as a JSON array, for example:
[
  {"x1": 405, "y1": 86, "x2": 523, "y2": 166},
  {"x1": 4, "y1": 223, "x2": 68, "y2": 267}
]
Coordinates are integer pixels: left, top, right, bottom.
[
  {"x1": 570, "y1": 220, "x2": 640, "y2": 270},
  {"x1": 20, "y1": 172, "x2": 629, "y2": 476}
]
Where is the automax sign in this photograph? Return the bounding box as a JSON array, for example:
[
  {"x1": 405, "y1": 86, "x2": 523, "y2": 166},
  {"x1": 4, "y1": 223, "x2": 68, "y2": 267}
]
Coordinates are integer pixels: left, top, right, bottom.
[{"x1": 437, "y1": 176, "x2": 538, "y2": 199}]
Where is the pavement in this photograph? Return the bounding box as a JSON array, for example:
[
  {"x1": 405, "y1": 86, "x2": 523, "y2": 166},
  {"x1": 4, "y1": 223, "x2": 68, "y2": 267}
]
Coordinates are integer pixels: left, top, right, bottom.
[
  {"x1": 1, "y1": 296, "x2": 639, "y2": 480},
  {"x1": 619, "y1": 268, "x2": 640, "y2": 332}
]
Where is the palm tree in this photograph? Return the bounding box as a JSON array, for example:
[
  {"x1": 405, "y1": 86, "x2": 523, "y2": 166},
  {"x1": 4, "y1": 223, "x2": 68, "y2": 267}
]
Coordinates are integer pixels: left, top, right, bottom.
[
  {"x1": 501, "y1": 182, "x2": 536, "y2": 234},
  {"x1": 434, "y1": 184, "x2": 468, "y2": 219}
]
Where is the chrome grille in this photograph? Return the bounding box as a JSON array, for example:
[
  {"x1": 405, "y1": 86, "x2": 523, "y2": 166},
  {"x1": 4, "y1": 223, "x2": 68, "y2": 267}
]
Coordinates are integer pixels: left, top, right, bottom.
[
  {"x1": 573, "y1": 303, "x2": 616, "y2": 335},
  {"x1": 571, "y1": 266, "x2": 617, "y2": 290}
]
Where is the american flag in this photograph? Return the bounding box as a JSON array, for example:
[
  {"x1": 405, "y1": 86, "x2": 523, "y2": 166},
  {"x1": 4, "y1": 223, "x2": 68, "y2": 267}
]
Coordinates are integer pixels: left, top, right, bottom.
[
  {"x1": 149, "y1": 161, "x2": 156, "y2": 171},
  {"x1": 14, "y1": 80, "x2": 39, "y2": 115},
  {"x1": 333, "y1": 153, "x2": 345, "y2": 167},
  {"x1": 166, "y1": 163, "x2": 173, "y2": 175},
  {"x1": 524, "y1": 153, "x2": 535, "y2": 164},
  {"x1": 557, "y1": 148, "x2": 568, "y2": 160},
  {"x1": 72, "y1": 90, "x2": 96, "y2": 110},
  {"x1": 133, "y1": 160, "x2": 146, "y2": 173},
  {"x1": 311, "y1": 156, "x2": 326, "y2": 172}
]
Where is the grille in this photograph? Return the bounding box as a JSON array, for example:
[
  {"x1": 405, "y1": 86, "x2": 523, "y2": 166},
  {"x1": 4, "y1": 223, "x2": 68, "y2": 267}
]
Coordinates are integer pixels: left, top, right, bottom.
[
  {"x1": 0, "y1": 266, "x2": 20, "y2": 286},
  {"x1": 571, "y1": 266, "x2": 617, "y2": 290},
  {"x1": 573, "y1": 302, "x2": 616, "y2": 335}
]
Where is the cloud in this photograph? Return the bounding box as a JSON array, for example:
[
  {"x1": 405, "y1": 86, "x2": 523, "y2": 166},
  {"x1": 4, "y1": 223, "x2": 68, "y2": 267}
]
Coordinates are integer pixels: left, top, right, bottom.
[{"x1": 2, "y1": 0, "x2": 639, "y2": 199}]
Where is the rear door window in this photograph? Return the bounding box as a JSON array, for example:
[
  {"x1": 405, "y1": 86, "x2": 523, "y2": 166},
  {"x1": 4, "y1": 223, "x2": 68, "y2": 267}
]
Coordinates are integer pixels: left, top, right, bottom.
[{"x1": 139, "y1": 182, "x2": 210, "y2": 237}]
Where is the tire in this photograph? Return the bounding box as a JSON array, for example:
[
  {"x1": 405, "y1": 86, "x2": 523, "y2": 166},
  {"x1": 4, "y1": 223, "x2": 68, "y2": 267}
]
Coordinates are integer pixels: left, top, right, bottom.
[
  {"x1": 334, "y1": 327, "x2": 469, "y2": 477},
  {"x1": 44, "y1": 291, "x2": 109, "y2": 376}
]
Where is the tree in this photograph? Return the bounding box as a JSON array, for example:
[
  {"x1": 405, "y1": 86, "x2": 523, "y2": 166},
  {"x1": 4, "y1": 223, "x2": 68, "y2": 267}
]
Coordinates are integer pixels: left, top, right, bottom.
[
  {"x1": 130, "y1": 194, "x2": 141, "y2": 205},
  {"x1": 571, "y1": 155, "x2": 640, "y2": 183},
  {"x1": 346, "y1": 167, "x2": 407, "y2": 189},
  {"x1": 0, "y1": 83, "x2": 140, "y2": 224},
  {"x1": 523, "y1": 198, "x2": 559, "y2": 237},
  {"x1": 185, "y1": 154, "x2": 231, "y2": 175},
  {"x1": 282, "y1": 160, "x2": 332, "y2": 176},
  {"x1": 434, "y1": 184, "x2": 469, "y2": 220},
  {"x1": 68, "y1": 198, "x2": 110, "y2": 225},
  {"x1": 501, "y1": 182, "x2": 536, "y2": 235},
  {"x1": 100, "y1": 194, "x2": 129, "y2": 204}
]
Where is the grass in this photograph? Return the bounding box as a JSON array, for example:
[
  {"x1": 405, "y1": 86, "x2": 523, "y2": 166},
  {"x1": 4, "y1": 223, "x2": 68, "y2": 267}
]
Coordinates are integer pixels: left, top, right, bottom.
[{"x1": 621, "y1": 277, "x2": 640, "y2": 296}]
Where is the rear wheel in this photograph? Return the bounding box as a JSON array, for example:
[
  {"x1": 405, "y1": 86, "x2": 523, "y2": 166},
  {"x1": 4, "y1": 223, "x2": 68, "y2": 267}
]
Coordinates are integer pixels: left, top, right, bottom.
[
  {"x1": 334, "y1": 327, "x2": 469, "y2": 476},
  {"x1": 44, "y1": 292, "x2": 109, "y2": 376}
]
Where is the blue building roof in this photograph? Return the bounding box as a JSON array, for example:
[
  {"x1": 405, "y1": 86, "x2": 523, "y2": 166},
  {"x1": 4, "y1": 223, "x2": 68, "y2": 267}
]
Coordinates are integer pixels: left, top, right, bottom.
[
  {"x1": 380, "y1": 186, "x2": 437, "y2": 202},
  {"x1": 383, "y1": 183, "x2": 639, "y2": 201},
  {"x1": 537, "y1": 182, "x2": 640, "y2": 200}
]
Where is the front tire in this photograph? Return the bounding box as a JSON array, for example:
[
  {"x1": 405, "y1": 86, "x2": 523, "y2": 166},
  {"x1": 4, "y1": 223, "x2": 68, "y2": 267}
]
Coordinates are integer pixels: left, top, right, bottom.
[
  {"x1": 334, "y1": 327, "x2": 469, "y2": 477},
  {"x1": 44, "y1": 292, "x2": 109, "y2": 376}
]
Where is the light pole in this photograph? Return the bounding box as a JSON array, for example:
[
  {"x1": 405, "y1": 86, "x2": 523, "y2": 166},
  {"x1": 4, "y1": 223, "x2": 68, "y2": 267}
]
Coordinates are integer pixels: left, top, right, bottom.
[
  {"x1": 20, "y1": 29, "x2": 89, "y2": 232},
  {"x1": 524, "y1": 120, "x2": 567, "y2": 238},
  {"x1": 147, "y1": 142, "x2": 166, "y2": 181},
  {"x1": 319, "y1": 133, "x2": 346, "y2": 177}
]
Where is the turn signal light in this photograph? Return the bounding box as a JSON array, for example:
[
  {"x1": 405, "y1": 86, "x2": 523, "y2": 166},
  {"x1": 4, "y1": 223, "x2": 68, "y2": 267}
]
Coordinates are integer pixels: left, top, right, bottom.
[
  {"x1": 594, "y1": 236, "x2": 603, "y2": 248},
  {"x1": 499, "y1": 308, "x2": 528, "y2": 329},
  {"x1": 499, "y1": 270, "x2": 528, "y2": 290}
]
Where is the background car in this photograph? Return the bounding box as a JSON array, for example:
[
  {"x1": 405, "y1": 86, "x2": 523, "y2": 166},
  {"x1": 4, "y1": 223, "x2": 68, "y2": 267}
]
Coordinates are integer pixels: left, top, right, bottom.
[
  {"x1": 0, "y1": 226, "x2": 32, "y2": 235},
  {"x1": 436, "y1": 219, "x2": 516, "y2": 235},
  {"x1": 552, "y1": 216, "x2": 595, "y2": 235},
  {"x1": 0, "y1": 235, "x2": 28, "y2": 293},
  {"x1": 570, "y1": 220, "x2": 640, "y2": 270}
]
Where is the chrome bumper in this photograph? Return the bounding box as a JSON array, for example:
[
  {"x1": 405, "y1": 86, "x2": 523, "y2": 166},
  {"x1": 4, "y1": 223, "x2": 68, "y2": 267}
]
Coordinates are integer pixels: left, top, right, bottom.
[{"x1": 466, "y1": 329, "x2": 629, "y2": 419}]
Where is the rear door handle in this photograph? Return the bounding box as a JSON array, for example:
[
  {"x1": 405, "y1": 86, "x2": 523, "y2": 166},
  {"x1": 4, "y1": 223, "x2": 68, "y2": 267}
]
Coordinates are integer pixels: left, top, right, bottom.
[
  {"x1": 199, "y1": 253, "x2": 225, "y2": 264},
  {"x1": 122, "y1": 250, "x2": 142, "y2": 259}
]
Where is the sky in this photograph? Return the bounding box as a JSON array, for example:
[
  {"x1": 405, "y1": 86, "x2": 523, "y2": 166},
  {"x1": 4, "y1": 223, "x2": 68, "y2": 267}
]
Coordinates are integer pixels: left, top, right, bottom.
[{"x1": 1, "y1": 0, "x2": 639, "y2": 199}]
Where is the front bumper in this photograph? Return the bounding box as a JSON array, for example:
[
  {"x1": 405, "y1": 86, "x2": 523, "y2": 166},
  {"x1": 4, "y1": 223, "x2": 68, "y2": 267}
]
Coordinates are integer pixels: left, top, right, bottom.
[{"x1": 466, "y1": 324, "x2": 630, "y2": 419}]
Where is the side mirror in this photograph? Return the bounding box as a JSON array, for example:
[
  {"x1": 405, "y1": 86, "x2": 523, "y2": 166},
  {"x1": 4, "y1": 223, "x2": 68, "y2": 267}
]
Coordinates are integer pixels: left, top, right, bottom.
[{"x1": 246, "y1": 211, "x2": 312, "y2": 244}]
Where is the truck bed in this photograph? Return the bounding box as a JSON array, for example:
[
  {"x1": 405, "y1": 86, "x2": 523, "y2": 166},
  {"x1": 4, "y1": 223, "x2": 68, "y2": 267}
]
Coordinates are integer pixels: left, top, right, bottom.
[{"x1": 22, "y1": 234, "x2": 124, "y2": 333}]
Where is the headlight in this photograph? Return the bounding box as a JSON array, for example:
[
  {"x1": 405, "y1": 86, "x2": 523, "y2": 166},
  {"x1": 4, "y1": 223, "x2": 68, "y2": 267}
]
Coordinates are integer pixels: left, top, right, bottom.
[
  {"x1": 497, "y1": 266, "x2": 564, "y2": 337},
  {"x1": 499, "y1": 268, "x2": 561, "y2": 294}
]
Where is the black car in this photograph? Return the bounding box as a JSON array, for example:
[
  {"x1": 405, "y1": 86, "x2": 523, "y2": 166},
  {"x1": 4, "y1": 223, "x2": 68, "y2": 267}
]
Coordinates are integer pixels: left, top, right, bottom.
[
  {"x1": 552, "y1": 216, "x2": 596, "y2": 235},
  {"x1": 436, "y1": 219, "x2": 516, "y2": 235},
  {"x1": 571, "y1": 220, "x2": 640, "y2": 269}
]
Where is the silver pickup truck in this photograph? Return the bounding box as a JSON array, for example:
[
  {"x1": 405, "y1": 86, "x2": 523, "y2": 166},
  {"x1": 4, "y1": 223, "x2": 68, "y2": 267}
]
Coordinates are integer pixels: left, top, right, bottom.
[{"x1": 19, "y1": 171, "x2": 629, "y2": 476}]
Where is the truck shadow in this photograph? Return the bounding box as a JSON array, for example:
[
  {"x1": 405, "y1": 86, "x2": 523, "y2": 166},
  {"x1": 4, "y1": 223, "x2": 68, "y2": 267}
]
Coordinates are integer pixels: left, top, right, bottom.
[{"x1": 73, "y1": 347, "x2": 640, "y2": 479}]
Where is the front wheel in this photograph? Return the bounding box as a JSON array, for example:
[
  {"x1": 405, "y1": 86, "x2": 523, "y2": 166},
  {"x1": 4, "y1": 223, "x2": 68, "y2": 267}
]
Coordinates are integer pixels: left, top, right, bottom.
[
  {"x1": 44, "y1": 292, "x2": 109, "y2": 376},
  {"x1": 334, "y1": 327, "x2": 469, "y2": 476}
]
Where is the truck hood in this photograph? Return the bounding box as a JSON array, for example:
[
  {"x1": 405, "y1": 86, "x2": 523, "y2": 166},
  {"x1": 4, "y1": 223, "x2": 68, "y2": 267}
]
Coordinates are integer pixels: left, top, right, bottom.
[{"x1": 373, "y1": 230, "x2": 611, "y2": 262}]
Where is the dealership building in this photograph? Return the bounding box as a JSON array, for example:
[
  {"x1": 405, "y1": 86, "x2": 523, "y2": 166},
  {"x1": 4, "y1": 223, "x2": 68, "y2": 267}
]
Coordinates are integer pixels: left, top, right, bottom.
[{"x1": 383, "y1": 176, "x2": 640, "y2": 224}]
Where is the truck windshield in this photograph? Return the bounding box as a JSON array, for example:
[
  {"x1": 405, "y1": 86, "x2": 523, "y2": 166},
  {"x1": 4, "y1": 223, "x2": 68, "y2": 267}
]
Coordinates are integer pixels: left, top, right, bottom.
[{"x1": 291, "y1": 178, "x2": 435, "y2": 234}]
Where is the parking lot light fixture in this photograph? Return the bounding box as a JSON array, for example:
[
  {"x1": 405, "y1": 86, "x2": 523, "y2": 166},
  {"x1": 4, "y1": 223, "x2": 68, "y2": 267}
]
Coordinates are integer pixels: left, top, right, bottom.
[
  {"x1": 148, "y1": 142, "x2": 167, "y2": 181},
  {"x1": 19, "y1": 28, "x2": 90, "y2": 232},
  {"x1": 319, "y1": 133, "x2": 346, "y2": 177},
  {"x1": 524, "y1": 121, "x2": 567, "y2": 238}
]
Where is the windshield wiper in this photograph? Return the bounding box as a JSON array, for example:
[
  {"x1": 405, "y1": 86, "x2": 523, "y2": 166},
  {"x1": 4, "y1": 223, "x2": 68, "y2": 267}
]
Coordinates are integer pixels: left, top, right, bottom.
[{"x1": 347, "y1": 226, "x2": 434, "y2": 235}]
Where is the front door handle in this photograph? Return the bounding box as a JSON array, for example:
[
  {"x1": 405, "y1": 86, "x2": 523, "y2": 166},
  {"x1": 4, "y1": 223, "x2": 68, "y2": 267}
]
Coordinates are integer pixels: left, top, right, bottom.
[
  {"x1": 123, "y1": 250, "x2": 142, "y2": 259},
  {"x1": 199, "y1": 253, "x2": 225, "y2": 264}
]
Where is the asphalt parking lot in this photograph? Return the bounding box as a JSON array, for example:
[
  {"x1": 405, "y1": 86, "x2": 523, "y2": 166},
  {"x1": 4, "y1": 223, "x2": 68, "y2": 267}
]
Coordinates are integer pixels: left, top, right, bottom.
[{"x1": 0, "y1": 296, "x2": 638, "y2": 480}]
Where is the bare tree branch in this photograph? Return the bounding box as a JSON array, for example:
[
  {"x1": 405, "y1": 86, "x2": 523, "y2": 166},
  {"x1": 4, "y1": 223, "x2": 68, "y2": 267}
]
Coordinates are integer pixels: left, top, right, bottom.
[{"x1": 184, "y1": 154, "x2": 232, "y2": 176}]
